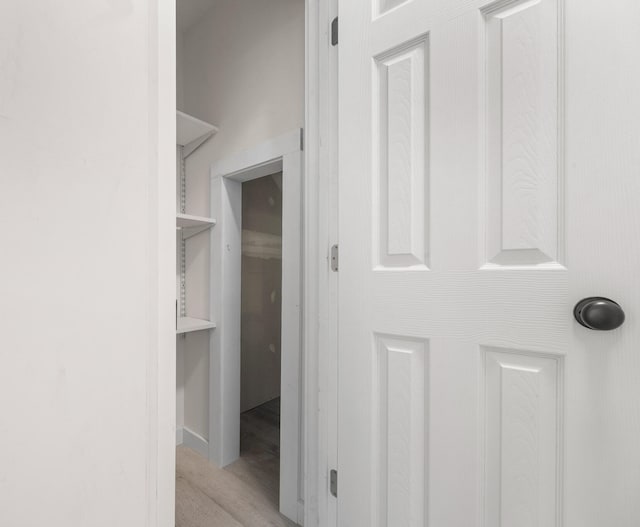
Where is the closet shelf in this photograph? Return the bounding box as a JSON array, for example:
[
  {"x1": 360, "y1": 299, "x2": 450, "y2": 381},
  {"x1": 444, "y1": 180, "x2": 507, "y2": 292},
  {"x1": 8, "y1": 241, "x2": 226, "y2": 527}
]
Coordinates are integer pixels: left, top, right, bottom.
[
  {"x1": 177, "y1": 111, "x2": 219, "y2": 157},
  {"x1": 177, "y1": 316, "x2": 216, "y2": 335},
  {"x1": 176, "y1": 213, "x2": 216, "y2": 239}
]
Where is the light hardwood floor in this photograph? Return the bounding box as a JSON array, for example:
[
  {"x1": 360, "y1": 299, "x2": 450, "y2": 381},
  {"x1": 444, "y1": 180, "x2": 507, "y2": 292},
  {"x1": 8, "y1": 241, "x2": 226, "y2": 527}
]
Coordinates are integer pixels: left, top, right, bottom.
[{"x1": 176, "y1": 399, "x2": 297, "y2": 527}]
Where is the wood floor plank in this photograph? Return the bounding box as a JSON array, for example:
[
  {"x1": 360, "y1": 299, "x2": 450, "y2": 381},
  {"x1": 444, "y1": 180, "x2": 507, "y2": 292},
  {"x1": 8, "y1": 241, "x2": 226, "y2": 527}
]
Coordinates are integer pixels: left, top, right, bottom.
[
  {"x1": 176, "y1": 473, "x2": 242, "y2": 527},
  {"x1": 225, "y1": 454, "x2": 279, "y2": 506},
  {"x1": 225, "y1": 398, "x2": 283, "y2": 506},
  {"x1": 176, "y1": 446, "x2": 297, "y2": 527},
  {"x1": 176, "y1": 399, "x2": 297, "y2": 527}
]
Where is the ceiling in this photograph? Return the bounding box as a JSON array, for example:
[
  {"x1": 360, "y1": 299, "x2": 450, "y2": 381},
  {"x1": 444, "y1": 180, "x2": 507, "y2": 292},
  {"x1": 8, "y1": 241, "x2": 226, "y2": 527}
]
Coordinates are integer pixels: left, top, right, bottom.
[{"x1": 177, "y1": 0, "x2": 218, "y2": 32}]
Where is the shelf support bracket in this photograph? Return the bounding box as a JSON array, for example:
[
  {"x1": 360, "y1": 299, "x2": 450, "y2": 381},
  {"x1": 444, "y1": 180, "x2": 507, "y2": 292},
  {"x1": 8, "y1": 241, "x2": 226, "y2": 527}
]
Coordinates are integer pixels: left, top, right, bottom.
[{"x1": 183, "y1": 131, "x2": 216, "y2": 159}]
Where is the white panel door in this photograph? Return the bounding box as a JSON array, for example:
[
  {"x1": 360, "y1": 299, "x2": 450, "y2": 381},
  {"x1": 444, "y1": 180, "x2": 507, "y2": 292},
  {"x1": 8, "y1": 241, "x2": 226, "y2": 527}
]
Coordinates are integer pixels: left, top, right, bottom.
[{"x1": 338, "y1": 1, "x2": 640, "y2": 526}]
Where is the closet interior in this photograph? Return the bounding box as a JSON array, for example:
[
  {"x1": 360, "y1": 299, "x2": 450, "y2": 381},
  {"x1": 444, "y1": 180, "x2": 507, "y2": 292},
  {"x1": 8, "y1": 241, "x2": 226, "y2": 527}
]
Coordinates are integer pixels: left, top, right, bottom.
[{"x1": 174, "y1": 1, "x2": 304, "y2": 526}]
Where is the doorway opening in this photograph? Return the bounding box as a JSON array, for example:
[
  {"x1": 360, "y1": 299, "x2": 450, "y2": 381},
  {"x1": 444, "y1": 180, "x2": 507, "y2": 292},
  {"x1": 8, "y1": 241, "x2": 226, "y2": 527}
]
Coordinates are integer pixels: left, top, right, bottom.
[
  {"x1": 236, "y1": 171, "x2": 284, "y2": 506},
  {"x1": 174, "y1": 0, "x2": 305, "y2": 525},
  {"x1": 176, "y1": 135, "x2": 303, "y2": 527},
  {"x1": 208, "y1": 131, "x2": 304, "y2": 525}
]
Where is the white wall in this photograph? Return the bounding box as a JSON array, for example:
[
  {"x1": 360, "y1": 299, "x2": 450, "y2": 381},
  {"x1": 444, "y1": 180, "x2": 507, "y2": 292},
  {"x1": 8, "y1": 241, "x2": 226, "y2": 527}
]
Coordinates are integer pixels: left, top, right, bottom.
[
  {"x1": 177, "y1": 0, "x2": 304, "y2": 439},
  {"x1": 183, "y1": 0, "x2": 305, "y2": 193},
  {"x1": 0, "y1": 2, "x2": 175, "y2": 526}
]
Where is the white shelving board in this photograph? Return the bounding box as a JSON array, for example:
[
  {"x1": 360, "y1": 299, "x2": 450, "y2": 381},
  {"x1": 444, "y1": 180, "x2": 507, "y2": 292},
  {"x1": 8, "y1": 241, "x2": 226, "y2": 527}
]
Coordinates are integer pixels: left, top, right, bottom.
[
  {"x1": 177, "y1": 316, "x2": 216, "y2": 335},
  {"x1": 176, "y1": 213, "x2": 216, "y2": 229},
  {"x1": 176, "y1": 213, "x2": 216, "y2": 239},
  {"x1": 177, "y1": 111, "x2": 219, "y2": 157}
]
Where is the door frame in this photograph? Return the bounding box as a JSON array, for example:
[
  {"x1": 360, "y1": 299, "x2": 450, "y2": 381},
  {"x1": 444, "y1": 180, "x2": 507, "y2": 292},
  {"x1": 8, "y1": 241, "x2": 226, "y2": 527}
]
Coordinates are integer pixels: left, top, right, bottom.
[
  {"x1": 209, "y1": 129, "x2": 304, "y2": 523},
  {"x1": 304, "y1": 1, "x2": 339, "y2": 526},
  {"x1": 152, "y1": 0, "x2": 178, "y2": 526},
  {"x1": 152, "y1": 1, "x2": 335, "y2": 526}
]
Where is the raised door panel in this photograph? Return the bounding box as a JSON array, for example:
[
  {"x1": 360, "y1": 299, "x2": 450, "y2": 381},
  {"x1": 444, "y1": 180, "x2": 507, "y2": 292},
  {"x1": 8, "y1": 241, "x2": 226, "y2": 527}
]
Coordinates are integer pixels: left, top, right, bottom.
[
  {"x1": 376, "y1": 0, "x2": 412, "y2": 18},
  {"x1": 373, "y1": 335, "x2": 428, "y2": 527},
  {"x1": 483, "y1": 0, "x2": 562, "y2": 267},
  {"x1": 484, "y1": 348, "x2": 562, "y2": 527},
  {"x1": 374, "y1": 37, "x2": 429, "y2": 270}
]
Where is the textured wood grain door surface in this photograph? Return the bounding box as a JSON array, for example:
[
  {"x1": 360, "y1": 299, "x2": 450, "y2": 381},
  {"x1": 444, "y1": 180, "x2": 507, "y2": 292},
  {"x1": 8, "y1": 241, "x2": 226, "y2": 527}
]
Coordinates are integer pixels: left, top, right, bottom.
[{"x1": 337, "y1": 1, "x2": 640, "y2": 526}]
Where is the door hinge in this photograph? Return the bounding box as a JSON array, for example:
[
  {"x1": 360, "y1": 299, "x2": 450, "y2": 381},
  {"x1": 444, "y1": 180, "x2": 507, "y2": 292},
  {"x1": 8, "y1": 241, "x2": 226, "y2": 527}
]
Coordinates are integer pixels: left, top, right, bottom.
[
  {"x1": 330, "y1": 244, "x2": 339, "y2": 272},
  {"x1": 331, "y1": 17, "x2": 339, "y2": 46},
  {"x1": 330, "y1": 469, "x2": 338, "y2": 497}
]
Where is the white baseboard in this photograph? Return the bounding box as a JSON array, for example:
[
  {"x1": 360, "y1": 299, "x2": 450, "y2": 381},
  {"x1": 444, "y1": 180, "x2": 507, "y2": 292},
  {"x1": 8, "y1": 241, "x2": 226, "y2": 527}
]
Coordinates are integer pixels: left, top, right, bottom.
[
  {"x1": 179, "y1": 426, "x2": 209, "y2": 459},
  {"x1": 176, "y1": 427, "x2": 184, "y2": 446}
]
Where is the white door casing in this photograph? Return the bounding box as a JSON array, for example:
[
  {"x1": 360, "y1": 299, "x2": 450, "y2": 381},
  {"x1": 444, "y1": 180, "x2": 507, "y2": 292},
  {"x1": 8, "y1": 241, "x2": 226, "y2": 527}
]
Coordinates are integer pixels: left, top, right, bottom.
[
  {"x1": 337, "y1": 1, "x2": 640, "y2": 527},
  {"x1": 209, "y1": 130, "x2": 304, "y2": 524}
]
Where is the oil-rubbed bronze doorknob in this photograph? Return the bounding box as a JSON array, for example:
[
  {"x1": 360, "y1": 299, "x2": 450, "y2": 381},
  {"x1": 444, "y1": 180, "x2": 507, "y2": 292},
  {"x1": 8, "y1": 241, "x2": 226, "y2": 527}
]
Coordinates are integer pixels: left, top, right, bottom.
[{"x1": 574, "y1": 297, "x2": 625, "y2": 331}]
